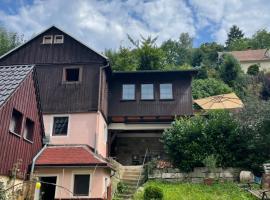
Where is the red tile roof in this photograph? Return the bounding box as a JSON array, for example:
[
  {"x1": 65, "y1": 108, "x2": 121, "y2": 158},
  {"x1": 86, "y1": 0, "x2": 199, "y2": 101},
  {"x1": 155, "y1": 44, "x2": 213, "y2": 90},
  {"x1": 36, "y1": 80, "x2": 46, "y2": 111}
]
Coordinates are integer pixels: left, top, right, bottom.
[
  {"x1": 35, "y1": 146, "x2": 108, "y2": 166},
  {"x1": 226, "y1": 49, "x2": 270, "y2": 62}
]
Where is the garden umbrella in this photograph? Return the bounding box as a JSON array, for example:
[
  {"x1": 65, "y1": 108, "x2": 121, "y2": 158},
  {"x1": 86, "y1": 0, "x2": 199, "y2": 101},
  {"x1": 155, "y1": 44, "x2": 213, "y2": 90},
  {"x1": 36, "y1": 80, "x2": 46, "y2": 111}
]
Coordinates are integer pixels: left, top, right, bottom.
[{"x1": 194, "y1": 92, "x2": 244, "y2": 110}]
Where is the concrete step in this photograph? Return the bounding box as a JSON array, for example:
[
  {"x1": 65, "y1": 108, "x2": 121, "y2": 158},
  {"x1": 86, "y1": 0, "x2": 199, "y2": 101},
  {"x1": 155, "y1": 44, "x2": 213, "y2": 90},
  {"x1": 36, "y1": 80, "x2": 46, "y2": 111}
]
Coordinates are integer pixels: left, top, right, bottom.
[{"x1": 122, "y1": 174, "x2": 144, "y2": 180}]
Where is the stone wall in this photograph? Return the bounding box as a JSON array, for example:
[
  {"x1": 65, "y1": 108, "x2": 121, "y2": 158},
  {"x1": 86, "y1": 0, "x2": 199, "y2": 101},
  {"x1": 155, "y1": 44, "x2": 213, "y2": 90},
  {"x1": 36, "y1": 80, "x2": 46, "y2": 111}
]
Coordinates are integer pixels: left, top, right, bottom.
[{"x1": 148, "y1": 167, "x2": 240, "y2": 183}]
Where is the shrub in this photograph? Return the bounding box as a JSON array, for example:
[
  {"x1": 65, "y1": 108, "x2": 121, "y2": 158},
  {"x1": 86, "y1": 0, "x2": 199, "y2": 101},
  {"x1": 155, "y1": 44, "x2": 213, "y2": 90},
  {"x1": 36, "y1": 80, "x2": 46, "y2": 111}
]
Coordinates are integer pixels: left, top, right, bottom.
[
  {"x1": 247, "y1": 64, "x2": 260, "y2": 75},
  {"x1": 117, "y1": 182, "x2": 128, "y2": 194},
  {"x1": 143, "y1": 185, "x2": 163, "y2": 200},
  {"x1": 192, "y1": 78, "x2": 232, "y2": 99},
  {"x1": 219, "y1": 54, "x2": 242, "y2": 86},
  {"x1": 162, "y1": 115, "x2": 207, "y2": 172}
]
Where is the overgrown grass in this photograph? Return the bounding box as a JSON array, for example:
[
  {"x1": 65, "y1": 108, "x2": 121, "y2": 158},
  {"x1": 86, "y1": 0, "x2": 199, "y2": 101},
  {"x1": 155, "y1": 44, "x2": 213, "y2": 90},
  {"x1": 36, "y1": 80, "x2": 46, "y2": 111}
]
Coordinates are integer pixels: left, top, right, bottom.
[{"x1": 133, "y1": 181, "x2": 256, "y2": 200}]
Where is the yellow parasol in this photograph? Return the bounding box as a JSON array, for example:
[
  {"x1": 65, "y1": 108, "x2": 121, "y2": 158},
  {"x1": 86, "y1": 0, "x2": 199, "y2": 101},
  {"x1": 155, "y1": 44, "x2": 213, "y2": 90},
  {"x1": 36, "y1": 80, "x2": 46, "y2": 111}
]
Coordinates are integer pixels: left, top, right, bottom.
[{"x1": 194, "y1": 93, "x2": 244, "y2": 110}]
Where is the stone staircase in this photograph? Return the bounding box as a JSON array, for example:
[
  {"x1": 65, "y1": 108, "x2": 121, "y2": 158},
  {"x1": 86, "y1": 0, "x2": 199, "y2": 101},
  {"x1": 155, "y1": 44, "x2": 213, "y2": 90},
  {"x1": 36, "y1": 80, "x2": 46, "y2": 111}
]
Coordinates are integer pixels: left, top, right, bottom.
[{"x1": 115, "y1": 165, "x2": 144, "y2": 200}]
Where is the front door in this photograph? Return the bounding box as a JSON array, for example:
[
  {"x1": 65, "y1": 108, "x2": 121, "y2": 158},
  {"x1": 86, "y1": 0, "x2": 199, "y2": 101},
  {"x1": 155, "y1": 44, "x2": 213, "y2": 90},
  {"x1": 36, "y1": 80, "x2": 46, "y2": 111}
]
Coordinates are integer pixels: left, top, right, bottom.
[{"x1": 40, "y1": 176, "x2": 57, "y2": 200}]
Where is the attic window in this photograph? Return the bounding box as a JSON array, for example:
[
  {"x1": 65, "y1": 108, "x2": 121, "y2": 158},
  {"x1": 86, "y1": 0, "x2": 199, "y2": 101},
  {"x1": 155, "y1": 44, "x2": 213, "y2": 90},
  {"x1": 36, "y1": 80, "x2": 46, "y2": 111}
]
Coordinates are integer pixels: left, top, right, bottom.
[
  {"x1": 54, "y1": 35, "x2": 64, "y2": 44},
  {"x1": 63, "y1": 67, "x2": 82, "y2": 83},
  {"x1": 9, "y1": 109, "x2": 23, "y2": 135},
  {"x1": 24, "y1": 118, "x2": 34, "y2": 141},
  {"x1": 43, "y1": 35, "x2": 53, "y2": 44}
]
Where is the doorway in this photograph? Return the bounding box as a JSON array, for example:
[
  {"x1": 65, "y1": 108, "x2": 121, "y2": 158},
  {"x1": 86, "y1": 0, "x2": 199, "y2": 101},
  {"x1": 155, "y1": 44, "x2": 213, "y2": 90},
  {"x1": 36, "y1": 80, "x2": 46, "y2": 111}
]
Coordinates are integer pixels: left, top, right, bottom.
[{"x1": 39, "y1": 176, "x2": 57, "y2": 200}]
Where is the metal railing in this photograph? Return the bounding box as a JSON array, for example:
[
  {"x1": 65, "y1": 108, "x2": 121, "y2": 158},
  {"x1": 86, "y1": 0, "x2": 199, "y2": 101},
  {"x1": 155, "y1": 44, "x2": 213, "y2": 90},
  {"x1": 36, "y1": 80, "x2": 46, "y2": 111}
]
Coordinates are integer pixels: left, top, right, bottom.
[{"x1": 136, "y1": 148, "x2": 148, "y2": 189}]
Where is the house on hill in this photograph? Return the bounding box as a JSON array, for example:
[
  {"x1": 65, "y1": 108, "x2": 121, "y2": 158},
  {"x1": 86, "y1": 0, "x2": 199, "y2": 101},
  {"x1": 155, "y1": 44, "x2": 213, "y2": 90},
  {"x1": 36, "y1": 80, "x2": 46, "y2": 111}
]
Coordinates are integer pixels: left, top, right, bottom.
[
  {"x1": 0, "y1": 65, "x2": 44, "y2": 188},
  {"x1": 0, "y1": 26, "x2": 196, "y2": 199},
  {"x1": 219, "y1": 49, "x2": 270, "y2": 73}
]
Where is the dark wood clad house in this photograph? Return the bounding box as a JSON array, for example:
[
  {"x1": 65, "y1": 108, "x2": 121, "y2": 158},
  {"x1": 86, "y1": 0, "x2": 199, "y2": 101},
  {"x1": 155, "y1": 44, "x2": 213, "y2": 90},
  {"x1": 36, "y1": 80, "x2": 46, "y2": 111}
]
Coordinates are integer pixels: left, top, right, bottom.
[
  {"x1": 108, "y1": 70, "x2": 197, "y2": 165},
  {"x1": 0, "y1": 26, "x2": 109, "y2": 116},
  {"x1": 0, "y1": 65, "x2": 44, "y2": 180}
]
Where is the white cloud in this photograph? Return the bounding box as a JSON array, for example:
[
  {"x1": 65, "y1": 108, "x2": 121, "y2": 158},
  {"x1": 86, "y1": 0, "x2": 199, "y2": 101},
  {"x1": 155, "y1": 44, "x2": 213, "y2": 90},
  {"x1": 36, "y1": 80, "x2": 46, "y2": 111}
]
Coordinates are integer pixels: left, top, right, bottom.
[
  {"x1": 190, "y1": 0, "x2": 270, "y2": 43},
  {"x1": 0, "y1": 0, "x2": 195, "y2": 52},
  {"x1": 1, "y1": 0, "x2": 270, "y2": 50}
]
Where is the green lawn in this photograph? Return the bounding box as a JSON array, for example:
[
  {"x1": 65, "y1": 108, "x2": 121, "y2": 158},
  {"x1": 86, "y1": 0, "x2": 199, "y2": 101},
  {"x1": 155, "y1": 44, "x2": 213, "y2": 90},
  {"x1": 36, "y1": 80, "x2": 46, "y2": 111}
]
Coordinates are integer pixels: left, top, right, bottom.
[{"x1": 133, "y1": 181, "x2": 256, "y2": 200}]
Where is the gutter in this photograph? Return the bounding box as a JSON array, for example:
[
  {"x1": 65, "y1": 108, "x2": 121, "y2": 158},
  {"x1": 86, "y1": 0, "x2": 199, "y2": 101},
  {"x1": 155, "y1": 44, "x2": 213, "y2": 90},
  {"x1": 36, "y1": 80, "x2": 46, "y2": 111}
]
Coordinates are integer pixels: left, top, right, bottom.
[{"x1": 30, "y1": 144, "x2": 48, "y2": 178}]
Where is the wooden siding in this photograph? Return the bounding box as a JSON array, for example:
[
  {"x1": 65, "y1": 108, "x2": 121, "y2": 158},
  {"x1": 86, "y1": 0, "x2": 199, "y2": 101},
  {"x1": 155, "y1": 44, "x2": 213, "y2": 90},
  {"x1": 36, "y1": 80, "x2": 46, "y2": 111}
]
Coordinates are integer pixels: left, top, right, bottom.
[
  {"x1": 0, "y1": 73, "x2": 43, "y2": 179},
  {"x1": 108, "y1": 72, "x2": 193, "y2": 118},
  {"x1": 36, "y1": 64, "x2": 102, "y2": 114},
  {"x1": 0, "y1": 26, "x2": 109, "y2": 114},
  {"x1": 99, "y1": 68, "x2": 109, "y2": 118},
  {"x1": 0, "y1": 27, "x2": 106, "y2": 65}
]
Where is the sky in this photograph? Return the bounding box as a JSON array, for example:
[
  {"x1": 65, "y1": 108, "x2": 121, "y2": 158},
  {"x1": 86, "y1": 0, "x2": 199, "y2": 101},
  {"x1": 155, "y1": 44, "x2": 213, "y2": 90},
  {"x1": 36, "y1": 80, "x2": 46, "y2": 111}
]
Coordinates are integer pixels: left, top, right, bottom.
[{"x1": 0, "y1": 0, "x2": 270, "y2": 52}]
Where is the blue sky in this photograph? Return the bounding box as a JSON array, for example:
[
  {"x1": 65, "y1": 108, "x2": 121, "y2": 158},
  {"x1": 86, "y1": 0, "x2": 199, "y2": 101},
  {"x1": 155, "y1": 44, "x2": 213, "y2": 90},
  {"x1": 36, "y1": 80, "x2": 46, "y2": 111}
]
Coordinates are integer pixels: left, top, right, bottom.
[{"x1": 0, "y1": 0, "x2": 270, "y2": 51}]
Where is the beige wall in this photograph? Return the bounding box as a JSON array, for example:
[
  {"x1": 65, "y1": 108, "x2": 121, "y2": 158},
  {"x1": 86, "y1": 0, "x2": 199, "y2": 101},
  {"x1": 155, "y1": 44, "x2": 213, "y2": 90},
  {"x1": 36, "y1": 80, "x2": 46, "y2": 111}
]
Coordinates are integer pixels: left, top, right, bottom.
[
  {"x1": 35, "y1": 167, "x2": 110, "y2": 199},
  {"x1": 240, "y1": 60, "x2": 270, "y2": 73},
  {"x1": 43, "y1": 112, "x2": 107, "y2": 157}
]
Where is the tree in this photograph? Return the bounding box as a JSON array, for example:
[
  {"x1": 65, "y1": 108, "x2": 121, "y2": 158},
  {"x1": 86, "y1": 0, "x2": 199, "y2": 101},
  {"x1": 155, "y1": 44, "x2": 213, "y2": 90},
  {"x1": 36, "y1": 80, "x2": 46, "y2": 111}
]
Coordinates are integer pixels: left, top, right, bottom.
[
  {"x1": 227, "y1": 38, "x2": 251, "y2": 51},
  {"x1": 161, "y1": 33, "x2": 193, "y2": 68},
  {"x1": 191, "y1": 48, "x2": 203, "y2": 67},
  {"x1": 192, "y1": 78, "x2": 232, "y2": 99},
  {"x1": 219, "y1": 54, "x2": 242, "y2": 86},
  {"x1": 199, "y1": 42, "x2": 224, "y2": 67},
  {"x1": 250, "y1": 29, "x2": 270, "y2": 49},
  {"x1": 0, "y1": 26, "x2": 23, "y2": 56},
  {"x1": 225, "y1": 25, "x2": 244, "y2": 47},
  {"x1": 105, "y1": 47, "x2": 137, "y2": 71},
  {"x1": 128, "y1": 35, "x2": 165, "y2": 70},
  {"x1": 247, "y1": 64, "x2": 260, "y2": 76}
]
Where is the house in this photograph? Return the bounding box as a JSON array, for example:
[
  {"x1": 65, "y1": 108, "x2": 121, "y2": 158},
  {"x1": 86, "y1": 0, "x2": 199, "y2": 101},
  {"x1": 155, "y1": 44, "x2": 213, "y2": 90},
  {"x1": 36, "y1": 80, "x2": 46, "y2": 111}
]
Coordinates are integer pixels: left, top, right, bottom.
[
  {"x1": 219, "y1": 49, "x2": 270, "y2": 73},
  {"x1": 0, "y1": 65, "x2": 44, "y2": 188},
  {"x1": 0, "y1": 26, "x2": 196, "y2": 199}
]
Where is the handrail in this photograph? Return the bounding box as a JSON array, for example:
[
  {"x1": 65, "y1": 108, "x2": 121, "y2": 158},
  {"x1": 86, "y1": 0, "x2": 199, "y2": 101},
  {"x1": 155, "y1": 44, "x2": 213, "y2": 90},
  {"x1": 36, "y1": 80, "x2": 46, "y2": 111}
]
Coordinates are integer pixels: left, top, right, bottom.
[{"x1": 136, "y1": 148, "x2": 148, "y2": 189}]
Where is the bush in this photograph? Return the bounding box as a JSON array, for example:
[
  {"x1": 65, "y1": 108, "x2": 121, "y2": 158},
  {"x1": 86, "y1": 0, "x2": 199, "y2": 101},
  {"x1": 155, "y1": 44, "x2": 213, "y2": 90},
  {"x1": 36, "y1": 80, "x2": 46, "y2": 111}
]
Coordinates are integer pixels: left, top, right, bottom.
[
  {"x1": 144, "y1": 185, "x2": 163, "y2": 200},
  {"x1": 117, "y1": 182, "x2": 128, "y2": 194},
  {"x1": 163, "y1": 110, "x2": 244, "y2": 172},
  {"x1": 192, "y1": 78, "x2": 232, "y2": 99},
  {"x1": 219, "y1": 54, "x2": 242, "y2": 86},
  {"x1": 247, "y1": 64, "x2": 260, "y2": 75}
]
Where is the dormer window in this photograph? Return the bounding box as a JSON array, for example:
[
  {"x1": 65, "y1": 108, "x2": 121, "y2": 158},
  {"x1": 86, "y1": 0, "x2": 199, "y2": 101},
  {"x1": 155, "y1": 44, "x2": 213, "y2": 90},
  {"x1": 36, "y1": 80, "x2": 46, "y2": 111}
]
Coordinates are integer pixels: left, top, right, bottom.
[
  {"x1": 63, "y1": 67, "x2": 82, "y2": 83},
  {"x1": 54, "y1": 35, "x2": 64, "y2": 44},
  {"x1": 43, "y1": 35, "x2": 53, "y2": 44}
]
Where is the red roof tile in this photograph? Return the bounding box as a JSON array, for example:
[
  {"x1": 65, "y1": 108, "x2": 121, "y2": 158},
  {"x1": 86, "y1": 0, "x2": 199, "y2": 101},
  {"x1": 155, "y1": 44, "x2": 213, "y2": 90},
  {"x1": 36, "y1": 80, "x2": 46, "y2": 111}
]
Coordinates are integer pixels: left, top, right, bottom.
[
  {"x1": 227, "y1": 49, "x2": 270, "y2": 62},
  {"x1": 36, "y1": 146, "x2": 107, "y2": 166}
]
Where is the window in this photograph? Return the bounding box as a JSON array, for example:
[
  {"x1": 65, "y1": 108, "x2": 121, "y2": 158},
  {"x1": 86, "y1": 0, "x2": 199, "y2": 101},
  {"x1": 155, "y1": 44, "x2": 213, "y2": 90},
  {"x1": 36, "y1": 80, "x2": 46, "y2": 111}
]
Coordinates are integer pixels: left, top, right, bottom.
[
  {"x1": 42, "y1": 35, "x2": 53, "y2": 44},
  {"x1": 54, "y1": 35, "x2": 64, "y2": 44},
  {"x1": 52, "y1": 117, "x2": 69, "y2": 136},
  {"x1": 24, "y1": 118, "x2": 34, "y2": 141},
  {"x1": 63, "y1": 67, "x2": 81, "y2": 83},
  {"x1": 9, "y1": 109, "x2": 23, "y2": 135},
  {"x1": 160, "y1": 83, "x2": 173, "y2": 99},
  {"x1": 122, "y1": 84, "x2": 135, "y2": 100},
  {"x1": 104, "y1": 125, "x2": 108, "y2": 143},
  {"x1": 73, "y1": 174, "x2": 90, "y2": 196},
  {"x1": 141, "y1": 84, "x2": 154, "y2": 100}
]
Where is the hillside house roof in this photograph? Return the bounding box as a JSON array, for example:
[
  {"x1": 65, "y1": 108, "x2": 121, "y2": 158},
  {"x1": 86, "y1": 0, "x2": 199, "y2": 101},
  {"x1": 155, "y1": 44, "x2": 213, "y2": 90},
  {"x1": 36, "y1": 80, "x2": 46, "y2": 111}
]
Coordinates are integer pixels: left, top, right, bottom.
[
  {"x1": 35, "y1": 145, "x2": 111, "y2": 167},
  {"x1": 0, "y1": 65, "x2": 34, "y2": 107},
  {"x1": 220, "y1": 49, "x2": 270, "y2": 62}
]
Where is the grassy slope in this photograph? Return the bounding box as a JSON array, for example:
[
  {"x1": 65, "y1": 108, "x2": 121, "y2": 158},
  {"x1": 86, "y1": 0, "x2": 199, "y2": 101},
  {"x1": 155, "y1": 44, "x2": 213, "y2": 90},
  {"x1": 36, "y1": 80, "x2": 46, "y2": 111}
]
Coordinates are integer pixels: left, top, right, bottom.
[{"x1": 134, "y1": 181, "x2": 256, "y2": 200}]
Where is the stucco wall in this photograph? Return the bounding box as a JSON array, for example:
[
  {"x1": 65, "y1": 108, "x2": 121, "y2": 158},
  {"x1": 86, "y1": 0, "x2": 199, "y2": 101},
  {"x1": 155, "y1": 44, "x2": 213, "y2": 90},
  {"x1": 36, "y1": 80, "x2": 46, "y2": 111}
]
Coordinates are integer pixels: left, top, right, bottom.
[
  {"x1": 240, "y1": 60, "x2": 270, "y2": 73},
  {"x1": 43, "y1": 112, "x2": 107, "y2": 157},
  {"x1": 35, "y1": 167, "x2": 110, "y2": 199}
]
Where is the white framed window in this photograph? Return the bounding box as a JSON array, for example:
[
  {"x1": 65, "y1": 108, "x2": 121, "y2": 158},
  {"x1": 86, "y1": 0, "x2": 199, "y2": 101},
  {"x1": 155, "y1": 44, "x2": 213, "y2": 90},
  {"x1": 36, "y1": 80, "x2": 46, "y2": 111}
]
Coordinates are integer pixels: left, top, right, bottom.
[
  {"x1": 42, "y1": 35, "x2": 53, "y2": 44},
  {"x1": 141, "y1": 84, "x2": 154, "y2": 100},
  {"x1": 104, "y1": 125, "x2": 108, "y2": 143},
  {"x1": 54, "y1": 35, "x2": 64, "y2": 44},
  {"x1": 160, "y1": 83, "x2": 173, "y2": 99},
  {"x1": 52, "y1": 116, "x2": 69, "y2": 136},
  {"x1": 73, "y1": 174, "x2": 91, "y2": 196},
  {"x1": 122, "y1": 84, "x2": 135, "y2": 100}
]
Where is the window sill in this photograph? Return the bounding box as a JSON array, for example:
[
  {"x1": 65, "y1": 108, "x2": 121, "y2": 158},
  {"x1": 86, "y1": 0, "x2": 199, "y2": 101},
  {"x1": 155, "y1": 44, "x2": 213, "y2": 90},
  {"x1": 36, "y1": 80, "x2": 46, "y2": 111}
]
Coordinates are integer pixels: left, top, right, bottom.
[
  {"x1": 159, "y1": 98, "x2": 174, "y2": 101},
  {"x1": 52, "y1": 134, "x2": 68, "y2": 137},
  {"x1": 9, "y1": 131, "x2": 21, "y2": 138},
  {"x1": 62, "y1": 81, "x2": 81, "y2": 84},
  {"x1": 23, "y1": 137, "x2": 33, "y2": 144},
  {"x1": 120, "y1": 99, "x2": 136, "y2": 102},
  {"x1": 140, "y1": 99, "x2": 155, "y2": 101}
]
